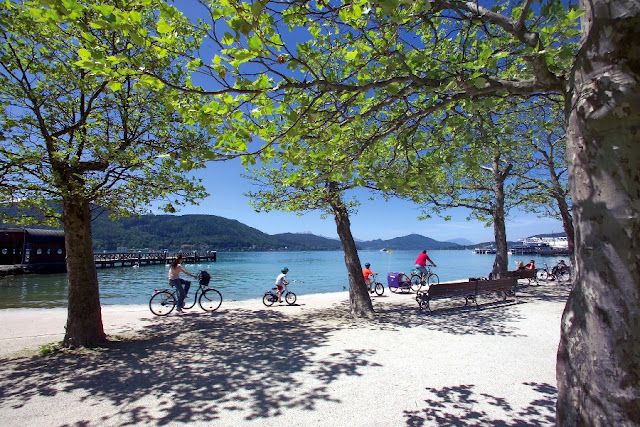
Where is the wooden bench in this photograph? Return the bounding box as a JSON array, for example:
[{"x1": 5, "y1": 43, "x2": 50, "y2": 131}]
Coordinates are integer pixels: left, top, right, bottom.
[
  {"x1": 505, "y1": 269, "x2": 538, "y2": 286},
  {"x1": 476, "y1": 278, "x2": 518, "y2": 303},
  {"x1": 416, "y1": 278, "x2": 517, "y2": 312}
]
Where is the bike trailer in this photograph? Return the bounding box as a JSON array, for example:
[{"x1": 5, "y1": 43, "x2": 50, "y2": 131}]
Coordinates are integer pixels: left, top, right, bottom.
[
  {"x1": 199, "y1": 270, "x2": 211, "y2": 286},
  {"x1": 387, "y1": 272, "x2": 402, "y2": 289}
]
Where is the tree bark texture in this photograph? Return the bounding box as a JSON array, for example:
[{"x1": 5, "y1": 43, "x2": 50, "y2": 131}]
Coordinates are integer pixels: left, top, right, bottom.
[
  {"x1": 491, "y1": 159, "x2": 510, "y2": 279},
  {"x1": 62, "y1": 196, "x2": 107, "y2": 347},
  {"x1": 556, "y1": 0, "x2": 640, "y2": 424},
  {"x1": 330, "y1": 199, "x2": 374, "y2": 318}
]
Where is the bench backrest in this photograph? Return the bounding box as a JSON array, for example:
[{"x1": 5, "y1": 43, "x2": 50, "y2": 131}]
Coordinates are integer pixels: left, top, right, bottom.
[
  {"x1": 428, "y1": 281, "x2": 477, "y2": 298},
  {"x1": 505, "y1": 270, "x2": 536, "y2": 279},
  {"x1": 476, "y1": 278, "x2": 516, "y2": 293}
]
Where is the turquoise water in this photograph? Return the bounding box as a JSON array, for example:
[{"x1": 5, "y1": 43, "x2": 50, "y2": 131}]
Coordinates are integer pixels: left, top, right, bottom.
[{"x1": 0, "y1": 250, "x2": 565, "y2": 309}]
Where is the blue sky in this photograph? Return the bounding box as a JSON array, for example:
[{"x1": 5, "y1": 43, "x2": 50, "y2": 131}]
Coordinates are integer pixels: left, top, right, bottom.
[{"x1": 167, "y1": 158, "x2": 565, "y2": 244}]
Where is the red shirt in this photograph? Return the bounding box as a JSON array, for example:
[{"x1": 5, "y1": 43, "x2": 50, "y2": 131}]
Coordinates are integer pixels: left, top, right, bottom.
[
  {"x1": 415, "y1": 253, "x2": 428, "y2": 267},
  {"x1": 363, "y1": 268, "x2": 373, "y2": 281}
]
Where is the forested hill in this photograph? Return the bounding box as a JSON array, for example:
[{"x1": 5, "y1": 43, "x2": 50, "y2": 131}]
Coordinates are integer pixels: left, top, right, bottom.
[
  {"x1": 91, "y1": 214, "x2": 278, "y2": 251},
  {"x1": 90, "y1": 215, "x2": 461, "y2": 251},
  {"x1": 2, "y1": 211, "x2": 460, "y2": 251}
]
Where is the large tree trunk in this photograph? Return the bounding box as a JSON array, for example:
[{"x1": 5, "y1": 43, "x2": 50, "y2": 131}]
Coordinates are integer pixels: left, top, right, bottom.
[
  {"x1": 556, "y1": 0, "x2": 640, "y2": 424},
  {"x1": 490, "y1": 159, "x2": 510, "y2": 279},
  {"x1": 62, "y1": 196, "x2": 106, "y2": 347},
  {"x1": 330, "y1": 197, "x2": 374, "y2": 318}
]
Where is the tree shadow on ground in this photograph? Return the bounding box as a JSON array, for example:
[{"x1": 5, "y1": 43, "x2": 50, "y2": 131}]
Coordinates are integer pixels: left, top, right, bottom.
[
  {"x1": 0, "y1": 307, "x2": 378, "y2": 425},
  {"x1": 370, "y1": 293, "x2": 526, "y2": 336},
  {"x1": 404, "y1": 382, "x2": 557, "y2": 426},
  {"x1": 0, "y1": 285, "x2": 568, "y2": 425}
]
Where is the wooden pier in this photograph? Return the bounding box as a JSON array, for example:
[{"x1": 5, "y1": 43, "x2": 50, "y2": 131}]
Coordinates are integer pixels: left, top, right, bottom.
[{"x1": 93, "y1": 251, "x2": 217, "y2": 268}]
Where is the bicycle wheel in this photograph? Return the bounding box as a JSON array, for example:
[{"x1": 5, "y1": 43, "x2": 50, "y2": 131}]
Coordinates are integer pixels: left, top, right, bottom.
[
  {"x1": 285, "y1": 291, "x2": 297, "y2": 305},
  {"x1": 263, "y1": 292, "x2": 275, "y2": 307},
  {"x1": 428, "y1": 273, "x2": 439, "y2": 286},
  {"x1": 537, "y1": 269, "x2": 549, "y2": 281},
  {"x1": 149, "y1": 290, "x2": 176, "y2": 316},
  {"x1": 558, "y1": 270, "x2": 571, "y2": 283},
  {"x1": 374, "y1": 282, "x2": 384, "y2": 296},
  {"x1": 410, "y1": 274, "x2": 423, "y2": 292},
  {"x1": 199, "y1": 288, "x2": 222, "y2": 312}
]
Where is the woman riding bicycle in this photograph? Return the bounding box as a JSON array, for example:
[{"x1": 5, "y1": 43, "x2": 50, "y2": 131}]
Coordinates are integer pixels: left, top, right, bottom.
[{"x1": 168, "y1": 253, "x2": 197, "y2": 312}]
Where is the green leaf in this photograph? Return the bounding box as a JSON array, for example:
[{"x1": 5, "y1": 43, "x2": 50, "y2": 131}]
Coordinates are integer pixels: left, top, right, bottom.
[
  {"x1": 78, "y1": 48, "x2": 91, "y2": 60},
  {"x1": 248, "y1": 36, "x2": 263, "y2": 51},
  {"x1": 157, "y1": 18, "x2": 172, "y2": 34},
  {"x1": 108, "y1": 81, "x2": 123, "y2": 91}
]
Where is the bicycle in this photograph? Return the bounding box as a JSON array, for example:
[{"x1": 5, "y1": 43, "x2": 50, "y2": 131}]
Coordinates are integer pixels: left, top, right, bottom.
[
  {"x1": 366, "y1": 273, "x2": 385, "y2": 296},
  {"x1": 410, "y1": 265, "x2": 439, "y2": 292},
  {"x1": 536, "y1": 263, "x2": 571, "y2": 283},
  {"x1": 263, "y1": 281, "x2": 298, "y2": 306},
  {"x1": 149, "y1": 270, "x2": 222, "y2": 316}
]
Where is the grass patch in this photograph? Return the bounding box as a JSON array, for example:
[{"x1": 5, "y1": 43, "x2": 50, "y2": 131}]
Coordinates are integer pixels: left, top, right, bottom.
[{"x1": 38, "y1": 342, "x2": 61, "y2": 356}]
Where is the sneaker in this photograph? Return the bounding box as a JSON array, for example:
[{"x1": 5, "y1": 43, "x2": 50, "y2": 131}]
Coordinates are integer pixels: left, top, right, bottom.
[{"x1": 176, "y1": 307, "x2": 183, "y2": 313}]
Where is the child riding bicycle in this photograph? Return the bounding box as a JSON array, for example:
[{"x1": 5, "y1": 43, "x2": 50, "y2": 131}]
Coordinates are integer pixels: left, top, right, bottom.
[
  {"x1": 275, "y1": 267, "x2": 289, "y2": 303},
  {"x1": 363, "y1": 262, "x2": 376, "y2": 293}
]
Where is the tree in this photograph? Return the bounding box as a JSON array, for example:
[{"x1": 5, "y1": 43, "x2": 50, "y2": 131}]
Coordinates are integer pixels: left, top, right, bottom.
[
  {"x1": 0, "y1": 1, "x2": 220, "y2": 346},
  {"x1": 246, "y1": 146, "x2": 376, "y2": 317},
  {"x1": 182, "y1": 0, "x2": 639, "y2": 421},
  {"x1": 391, "y1": 105, "x2": 542, "y2": 278},
  {"x1": 517, "y1": 104, "x2": 574, "y2": 254}
]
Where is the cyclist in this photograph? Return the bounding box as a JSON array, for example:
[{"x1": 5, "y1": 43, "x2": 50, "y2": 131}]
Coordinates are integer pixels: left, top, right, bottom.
[
  {"x1": 275, "y1": 267, "x2": 289, "y2": 303},
  {"x1": 415, "y1": 250, "x2": 437, "y2": 279},
  {"x1": 168, "y1": 253, "x2": 197, "y2": 313},
  {"x1": 363, "y1": 262, "x2": 375, "y2": 293}
]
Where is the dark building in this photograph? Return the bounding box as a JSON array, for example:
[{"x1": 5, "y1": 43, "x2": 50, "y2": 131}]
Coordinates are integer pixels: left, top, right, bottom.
[{"x1": 0, "y1": 228, "x2": 66, "y2": 272}]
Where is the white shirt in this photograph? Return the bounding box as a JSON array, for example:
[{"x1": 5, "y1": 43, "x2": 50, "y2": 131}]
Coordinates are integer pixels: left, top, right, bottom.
[
  {"x1": 275, "y1": 273, "x2": 288, "y2": 286},
  {"x1": 168, "y1": 265, "x2": 181, "y2": 280}
]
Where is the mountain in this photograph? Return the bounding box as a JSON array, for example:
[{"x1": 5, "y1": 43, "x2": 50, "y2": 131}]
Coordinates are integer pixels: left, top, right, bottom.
[
  {"x1": 446, "y1": 238, "x2": 475, "y2": 246},
  {"x1": 2, "y1": 211, "x2": 460, "y2": 251},
  {"x1": 90, "y1": 215, "x2": 461, "y2": 251},
  {"x1": 271, "y1": 233, "x2": 342, "y2": 250},
  {"x1": 90, "y1": 214, "x2": 279, "y2": 251},
  {"x1": 357, "y1": 234, "x2": 460, "y2": 250}
]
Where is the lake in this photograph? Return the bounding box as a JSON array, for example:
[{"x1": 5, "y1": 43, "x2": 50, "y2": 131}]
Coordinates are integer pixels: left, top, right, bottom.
[{"x1": 0, "y1": 250, "x2": 566, "y2": 309}]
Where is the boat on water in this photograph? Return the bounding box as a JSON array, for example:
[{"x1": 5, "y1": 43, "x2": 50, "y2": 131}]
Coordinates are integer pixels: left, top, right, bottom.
[
  {"x1": 509, "y1": 236, "x2": 569, "y2": 256},
  {"x1": 473, "y1": 246, "x2": 496, "y2": 254}
]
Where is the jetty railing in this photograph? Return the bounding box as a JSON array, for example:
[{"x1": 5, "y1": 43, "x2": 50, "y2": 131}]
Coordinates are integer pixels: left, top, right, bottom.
[{"x1": 93, "y1": 251, "x2": 217, "y2": 268}]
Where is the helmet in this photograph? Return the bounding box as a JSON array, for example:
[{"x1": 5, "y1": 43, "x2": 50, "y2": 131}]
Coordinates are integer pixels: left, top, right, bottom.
[
  {"x1": 364, "y1": 263, "x2": 371, "y2": 267},
  {"x1": 281, "y1": 267, "x2": 289, "y2": 273}
]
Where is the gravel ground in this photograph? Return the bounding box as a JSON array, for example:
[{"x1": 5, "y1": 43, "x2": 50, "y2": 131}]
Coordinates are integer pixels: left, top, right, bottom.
[{"x1": 0, "y1": 283, "x2": 570, "y2": 426}]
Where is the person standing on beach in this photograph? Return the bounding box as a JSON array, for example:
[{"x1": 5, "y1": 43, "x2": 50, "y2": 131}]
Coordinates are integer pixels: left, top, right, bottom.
[
  {"x1": 168, "y1": 253, "x2": 197, "y2": 313},
  {"x1": 415, "y1": 250, "x2": 436, "y2": 278},
  {"x1": 275, "y1": 267, "x2": 289, "y2": 303}
]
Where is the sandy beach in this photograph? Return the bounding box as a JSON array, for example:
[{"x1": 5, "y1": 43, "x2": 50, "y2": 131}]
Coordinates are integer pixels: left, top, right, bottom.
[{"x1": 0, "y1": 283, "x2": 569, "y2": 426}]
